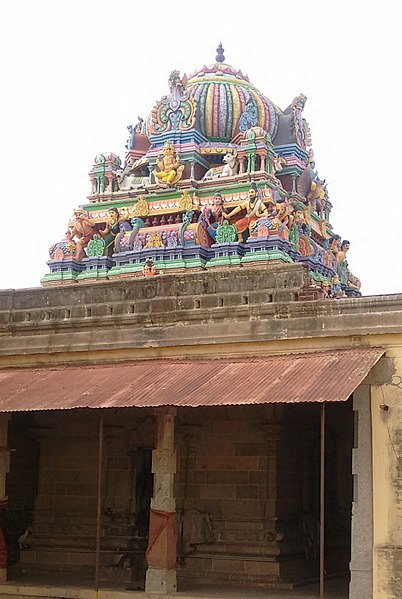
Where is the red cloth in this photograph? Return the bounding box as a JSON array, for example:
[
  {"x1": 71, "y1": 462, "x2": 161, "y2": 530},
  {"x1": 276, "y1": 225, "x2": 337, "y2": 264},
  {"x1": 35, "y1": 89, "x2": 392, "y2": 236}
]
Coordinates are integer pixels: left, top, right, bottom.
[
  {"x1": 146, "y1": 509, "x2": 176, "y2": 569},
  {"x1": 235, "y1": 214, "x2": 258, "y2": 235},
  {"x1": 0, "y1": 528, "x2": 6, "y2": 568}
]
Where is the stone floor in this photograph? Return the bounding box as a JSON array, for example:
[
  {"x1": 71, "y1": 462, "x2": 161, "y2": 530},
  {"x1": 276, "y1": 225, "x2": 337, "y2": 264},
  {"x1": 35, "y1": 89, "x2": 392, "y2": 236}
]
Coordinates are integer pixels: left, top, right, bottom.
[{"x1": 0, "y1": 575, "x2": 349, "y2": 599}]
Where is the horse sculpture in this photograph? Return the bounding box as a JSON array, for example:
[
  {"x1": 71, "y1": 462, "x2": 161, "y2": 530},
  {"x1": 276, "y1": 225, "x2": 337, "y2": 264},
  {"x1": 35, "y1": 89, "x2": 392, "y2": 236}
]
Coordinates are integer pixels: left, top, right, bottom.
[{"x1": 202, "y1": 152, "x2": 239, "y2": 181}]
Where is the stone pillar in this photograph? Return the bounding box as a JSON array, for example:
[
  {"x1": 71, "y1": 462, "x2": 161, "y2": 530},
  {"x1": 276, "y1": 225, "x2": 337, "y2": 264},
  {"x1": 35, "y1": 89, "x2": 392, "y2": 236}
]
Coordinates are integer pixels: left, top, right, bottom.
[
  {"x1": 145, "y1": 408, "x2": 177, "y2": 594},
  {"x1": 263, "y1": 423, "x2": 282, "y2": 535},
  {"x1": 238, "y1": 154, "x2": 245, "y2": 174},
  {"x1": 107, "y1": 174, "x2": 114, "y2": 193},
  {"x1": 349, "y1": 385, "x2": 373, "y2": 599},
  {"x1": 0, "y1": 414, "x2": 11, "y2": 582}
]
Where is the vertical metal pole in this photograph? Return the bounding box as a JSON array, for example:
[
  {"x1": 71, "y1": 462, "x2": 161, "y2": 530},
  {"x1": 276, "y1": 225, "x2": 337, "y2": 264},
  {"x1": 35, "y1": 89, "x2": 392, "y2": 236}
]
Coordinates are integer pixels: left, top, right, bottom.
[
  {"x1": 94, "y1": 411, "x2": 104, "y2": 599},
  {"x1": 320, "y1": 403, "x2": 326, "y2": 598}
]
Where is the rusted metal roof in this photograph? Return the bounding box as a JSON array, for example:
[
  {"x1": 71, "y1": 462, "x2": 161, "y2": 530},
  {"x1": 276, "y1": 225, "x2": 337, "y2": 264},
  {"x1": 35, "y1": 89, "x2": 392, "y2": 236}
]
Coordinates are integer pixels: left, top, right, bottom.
[{"x1": 0, "y1": 348, "x2": 384, "y2": 412}]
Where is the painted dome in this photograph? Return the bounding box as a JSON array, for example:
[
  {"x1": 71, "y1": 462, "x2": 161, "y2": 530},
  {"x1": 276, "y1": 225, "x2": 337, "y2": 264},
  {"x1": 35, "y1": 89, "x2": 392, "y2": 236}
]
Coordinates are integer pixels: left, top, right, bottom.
[{"x1": 187, "y1": 62, "x2": 280, "y2": 142}]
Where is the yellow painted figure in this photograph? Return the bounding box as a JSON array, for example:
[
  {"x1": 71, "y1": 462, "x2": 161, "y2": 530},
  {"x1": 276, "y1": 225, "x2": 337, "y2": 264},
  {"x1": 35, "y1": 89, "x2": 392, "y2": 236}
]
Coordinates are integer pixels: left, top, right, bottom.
[
  {"x1": 154, "y1": 141, "x2": 184, "y2": 186},
  {"x1": 224, "y1": 183, "x2": 268, "y2": 241}
]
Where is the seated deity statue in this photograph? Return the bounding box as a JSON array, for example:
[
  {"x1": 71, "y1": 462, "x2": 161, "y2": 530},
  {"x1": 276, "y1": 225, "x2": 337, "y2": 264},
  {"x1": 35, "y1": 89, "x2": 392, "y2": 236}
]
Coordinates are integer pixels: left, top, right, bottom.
[
  {"x1": 199, "y1": 191, "x2": 227, "y2": 243},
  {"x1": 154, "y1": 141, "x2": 184, "y2": 186}
]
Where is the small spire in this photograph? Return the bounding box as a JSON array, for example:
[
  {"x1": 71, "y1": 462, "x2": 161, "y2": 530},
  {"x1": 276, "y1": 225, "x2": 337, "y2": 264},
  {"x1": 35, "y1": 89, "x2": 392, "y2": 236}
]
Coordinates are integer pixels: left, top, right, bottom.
[{"x1": 215, "y1": 42, "x2": 225, "y2": 63}]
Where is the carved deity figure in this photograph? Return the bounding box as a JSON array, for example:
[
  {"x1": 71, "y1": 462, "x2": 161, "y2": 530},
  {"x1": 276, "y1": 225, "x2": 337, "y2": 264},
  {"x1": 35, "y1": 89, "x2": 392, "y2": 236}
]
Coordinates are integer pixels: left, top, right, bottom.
[
  {"x1": 200, "y1": 191, "x2": 227, "y2": 242},
  {"x1": 142, "y1": 258, "x2": 157, "y2": 276},
  {"x1": 336, "y1": 240, "x2": 350, "y2": 286},
  {"x1": 154, "y1": 141, "x2": 184, "y2": 186},
  {"x1": 271, "y1": 154, "x2": 286, "y2": 176},
  {"x1": 224, "y1": 183, "x2": 268, "y2": 241},
  {"x1": 99, "y1": 208, "x2": 121, "y2": 254},
  {"x1": 291, "y1": 93, "x2": 309, "y2": 149},
  {"x1": 66, "y1": 208, "x2": 97, "y2": 261},
  {"x1": 330, "y1": 238, "x2": 350, "y2": 286}
]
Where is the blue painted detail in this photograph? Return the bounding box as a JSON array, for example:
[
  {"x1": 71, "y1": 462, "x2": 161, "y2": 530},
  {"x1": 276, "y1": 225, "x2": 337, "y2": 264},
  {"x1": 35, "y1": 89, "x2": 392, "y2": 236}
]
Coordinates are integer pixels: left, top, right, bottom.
[
  {"x1": 273, "y1": 144, "x2": 309, "y2": 163},
  {"x1": 245, "y1": 235, "x2": 294, "y2": 254},
  {"x1": 46, "y1": 258, "x2": 84, "y2": 276},
  {"x1": 239, "y1": 93, "x2": 258, "y2": 132},
  {"x1": 149, "y1": 129, "x2": 209, "y2": 148},
  {"x1": 81, "y1": 256, "x2": 114, "y2": 272},
  {"x1": 210, "y1": 242, "x2": 248, "y2": 260}
]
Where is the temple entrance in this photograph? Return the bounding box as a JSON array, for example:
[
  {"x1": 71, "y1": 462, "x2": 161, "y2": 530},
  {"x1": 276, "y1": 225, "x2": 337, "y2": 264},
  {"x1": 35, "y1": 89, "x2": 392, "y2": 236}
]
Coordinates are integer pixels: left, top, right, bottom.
[
  {"x1": 276, "y1": 401, "x2": 354, "y2": 589},
  {"x1": 2, "y1": 398, "x2": 356, "y2": 597},
  {"x1": 4, "y1": 409, "x2": 155, "y2": 591},
  {"x1": 175, "y1": 401, "x2": 354, "y2": 597}
]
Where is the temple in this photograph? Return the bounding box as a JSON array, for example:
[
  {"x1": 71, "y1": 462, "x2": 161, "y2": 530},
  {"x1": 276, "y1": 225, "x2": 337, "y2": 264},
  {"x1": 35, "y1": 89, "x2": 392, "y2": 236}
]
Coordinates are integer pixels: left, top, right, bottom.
[
  {"x1": 1, "y1": 46, "x2": 402, "y2": 599},
  {"x1": 43, "y1": 43, "x2": 360, "y2": 299}
]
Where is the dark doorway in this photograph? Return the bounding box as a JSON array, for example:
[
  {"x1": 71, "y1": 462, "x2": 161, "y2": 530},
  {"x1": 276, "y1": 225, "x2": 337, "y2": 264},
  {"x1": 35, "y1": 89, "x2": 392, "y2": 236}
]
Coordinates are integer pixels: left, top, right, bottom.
[{"x1": 277, "y1": 399, "x2": 353, "y2": 592}]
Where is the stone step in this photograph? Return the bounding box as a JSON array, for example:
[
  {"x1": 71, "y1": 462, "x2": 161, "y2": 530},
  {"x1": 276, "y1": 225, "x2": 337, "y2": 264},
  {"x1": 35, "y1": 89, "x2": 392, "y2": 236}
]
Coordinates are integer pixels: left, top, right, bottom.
[
  {"x1": 27, "y1": 534, "x2": 136, "y2": 550},
  {"x1": 19, "y1": 546, "x2": 145, "y2": 569},
  {"x1": 33, "y1": 523, "x2": 134, "y2": 538}
]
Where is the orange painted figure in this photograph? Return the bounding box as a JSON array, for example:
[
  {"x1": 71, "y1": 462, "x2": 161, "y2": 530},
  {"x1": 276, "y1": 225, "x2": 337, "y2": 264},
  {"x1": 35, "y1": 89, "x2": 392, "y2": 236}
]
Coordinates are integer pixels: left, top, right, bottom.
[
  {"x1": 66, "y1": 208, "x2": 97, "y2": 261},
  {"x1": 224, "y1": 183, "x2": 268, "y2": 241},
  {"x1": 142, "y1": 258, "x2": 158, "y2": 276}
]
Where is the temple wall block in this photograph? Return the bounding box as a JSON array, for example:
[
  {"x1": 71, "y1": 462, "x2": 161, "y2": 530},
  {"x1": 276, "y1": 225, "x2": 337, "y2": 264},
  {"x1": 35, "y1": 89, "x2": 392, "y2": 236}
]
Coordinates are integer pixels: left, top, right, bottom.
[{"x1": 371, "y1": 349, "x2": 402, "y2": 599}]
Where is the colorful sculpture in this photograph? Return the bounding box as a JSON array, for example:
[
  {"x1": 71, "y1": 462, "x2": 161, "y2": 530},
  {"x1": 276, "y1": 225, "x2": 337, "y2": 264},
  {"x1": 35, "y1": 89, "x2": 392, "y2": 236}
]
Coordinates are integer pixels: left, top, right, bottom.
[
  {"x1": 43, "y1": 46, "x2": 361, "y2": 298},
  {"x1": 99, "y1": 208, "x2": 125, "y2": 255},
  {"x1": 66, "y1": 209, "x2": 97, "y2": 261},
  {"x1": 199, "y1": 192, "x2": 227, "y2": 243},
  {"x1": 224, "y1": 183, "x2": 268, "y2": 242},
  {"x1": 142, "y1": 258, "x2": 158, "y2": 276},
  {"x1": 154, "y1": 141, "x2": 184, "y2": 186},
  {"x1": 202, "y1": 152, "x2": 239, "y2": 181},
  {"x1": 148, "y1": 71, "x2": 197, "y2": 134}
]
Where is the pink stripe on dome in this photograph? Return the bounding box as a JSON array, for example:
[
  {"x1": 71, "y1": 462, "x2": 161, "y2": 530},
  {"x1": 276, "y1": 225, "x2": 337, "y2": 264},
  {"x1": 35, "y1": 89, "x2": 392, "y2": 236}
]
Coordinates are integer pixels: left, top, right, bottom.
[
  {"x1": 192, "y1": 84, "x2": 203, "y2": 102},
  {"x1": 238, "y1": 87, "x2": 247, "y2": 118},
  {"x1": 218, "y1": 84, "x2": 227, "y2": 138}
]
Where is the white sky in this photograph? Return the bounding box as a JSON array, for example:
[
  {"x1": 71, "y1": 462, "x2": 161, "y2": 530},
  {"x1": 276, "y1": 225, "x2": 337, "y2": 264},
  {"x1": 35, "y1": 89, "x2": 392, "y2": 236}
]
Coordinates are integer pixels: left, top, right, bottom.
[{"x1": 1, "y1": 0, "x2": 400, "y2": 295}]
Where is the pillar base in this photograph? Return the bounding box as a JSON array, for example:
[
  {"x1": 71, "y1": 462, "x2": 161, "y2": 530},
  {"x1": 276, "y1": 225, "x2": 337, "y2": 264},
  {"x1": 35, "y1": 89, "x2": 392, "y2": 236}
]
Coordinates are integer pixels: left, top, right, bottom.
[{"x1": 145, "y1": 567, "x2": 177, "y2": 594}]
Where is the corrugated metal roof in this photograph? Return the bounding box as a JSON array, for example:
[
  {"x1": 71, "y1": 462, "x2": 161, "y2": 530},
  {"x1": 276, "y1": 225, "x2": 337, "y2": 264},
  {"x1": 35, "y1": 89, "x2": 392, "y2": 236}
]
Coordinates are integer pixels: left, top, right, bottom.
[{"x1": 0, "y1": 348, "x2": 384, "y2": 413}]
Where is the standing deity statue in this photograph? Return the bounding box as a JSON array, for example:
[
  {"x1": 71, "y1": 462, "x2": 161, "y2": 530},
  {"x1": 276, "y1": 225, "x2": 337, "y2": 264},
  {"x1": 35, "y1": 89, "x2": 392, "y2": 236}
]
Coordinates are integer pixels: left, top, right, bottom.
[
  {"x1": 99, "y1": 208, "x2": 122, "y2": 254},
  {"x1": 66, "y1": 209, "x2": 97, "y2": 261}
]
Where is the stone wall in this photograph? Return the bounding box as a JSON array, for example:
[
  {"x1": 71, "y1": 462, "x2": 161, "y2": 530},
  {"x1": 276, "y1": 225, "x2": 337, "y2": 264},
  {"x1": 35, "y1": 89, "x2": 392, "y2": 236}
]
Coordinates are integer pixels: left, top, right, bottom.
[
  {"x1": 7, "y1": 408, "x2": 155, "y2": 583},
  {"x1": 372, "y1": 350, "x2": 402, "y2": 599},
  {"x1": 174, "y1": 402, "x2": 353, "y2": 587},
  {"x1": 2, "y1": 264, "x2": 402, "y2": 596},
  {"x1": 1, "y1": 265, "x2": 402, "y2": 367}
]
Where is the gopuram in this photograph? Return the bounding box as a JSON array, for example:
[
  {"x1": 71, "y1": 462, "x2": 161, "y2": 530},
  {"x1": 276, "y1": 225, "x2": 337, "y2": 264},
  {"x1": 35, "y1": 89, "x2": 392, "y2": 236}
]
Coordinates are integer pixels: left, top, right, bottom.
[
  {"x1": 43, "y1": 43, "x2": 360, "y2": 299},
  {"x1": 6, "y1": 44, "x2": 402, "y2": 599}
]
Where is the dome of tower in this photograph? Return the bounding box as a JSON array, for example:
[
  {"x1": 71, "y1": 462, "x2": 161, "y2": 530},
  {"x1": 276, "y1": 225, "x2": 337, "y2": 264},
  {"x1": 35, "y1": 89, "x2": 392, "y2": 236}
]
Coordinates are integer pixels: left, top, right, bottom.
[{"x1": 186, "y1": 60, "x2": 280, "y2": 142}]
